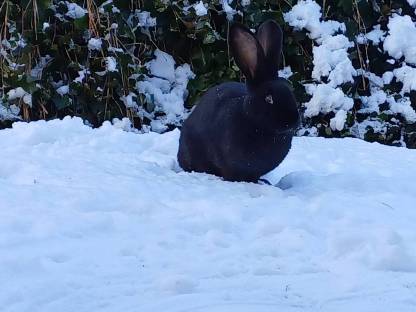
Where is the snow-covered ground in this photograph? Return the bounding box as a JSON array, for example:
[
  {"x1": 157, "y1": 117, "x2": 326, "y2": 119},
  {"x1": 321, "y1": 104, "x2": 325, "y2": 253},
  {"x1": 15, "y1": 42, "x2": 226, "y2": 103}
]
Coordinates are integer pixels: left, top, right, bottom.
[{"x1": 1, "y1": 117, "x2": 416, "y2": 312}]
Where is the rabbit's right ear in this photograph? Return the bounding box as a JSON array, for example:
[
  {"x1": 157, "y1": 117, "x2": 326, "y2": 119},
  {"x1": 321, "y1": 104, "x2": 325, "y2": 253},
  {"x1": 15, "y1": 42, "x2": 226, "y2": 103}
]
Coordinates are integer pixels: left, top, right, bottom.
[
  {"x1": 256, "y1": 20, "x2": 283, "y2": 78},
  {"x1": 229, "y1": 23, "x2": 266, "y2": 83}
]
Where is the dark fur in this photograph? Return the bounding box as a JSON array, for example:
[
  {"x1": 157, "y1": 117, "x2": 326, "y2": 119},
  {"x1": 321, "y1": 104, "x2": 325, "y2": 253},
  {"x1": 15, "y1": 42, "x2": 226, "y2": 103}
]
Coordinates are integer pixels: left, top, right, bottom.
[{"x1": 178, "y1": 20, "x2": 299, "y2": 182}]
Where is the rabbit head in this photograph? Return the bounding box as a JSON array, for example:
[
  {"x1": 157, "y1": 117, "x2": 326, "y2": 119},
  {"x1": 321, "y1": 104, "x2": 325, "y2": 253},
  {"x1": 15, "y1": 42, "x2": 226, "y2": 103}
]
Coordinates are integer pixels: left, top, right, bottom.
[{"x1": 230, "y1": 20, "x2": 299, "y2": 133}]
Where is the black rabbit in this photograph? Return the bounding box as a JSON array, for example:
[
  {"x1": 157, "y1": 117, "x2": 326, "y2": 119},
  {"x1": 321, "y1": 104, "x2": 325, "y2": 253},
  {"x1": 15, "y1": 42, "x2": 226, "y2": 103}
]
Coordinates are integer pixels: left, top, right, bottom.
[{"x1": 177, "y1": 20, "x2": 299, "y2": 183}]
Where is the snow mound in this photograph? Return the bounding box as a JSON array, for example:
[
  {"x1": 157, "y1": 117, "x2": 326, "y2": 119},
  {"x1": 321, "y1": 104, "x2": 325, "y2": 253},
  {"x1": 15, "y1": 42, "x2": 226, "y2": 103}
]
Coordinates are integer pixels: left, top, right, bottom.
[{"x1": 1, "y1": 117, "x2": 416, "y2": 312}]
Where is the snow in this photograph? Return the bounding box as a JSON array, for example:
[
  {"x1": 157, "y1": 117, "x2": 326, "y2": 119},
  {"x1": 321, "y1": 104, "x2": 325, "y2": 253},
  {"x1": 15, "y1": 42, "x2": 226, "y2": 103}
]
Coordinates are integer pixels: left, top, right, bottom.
[
  {"x1": 99, "y1": 0, "x2": 112, "y2": 13},
  {"x1": 193, "y1": 1, "x2": 208, "y2": 16},
  {"x1": 365, "y1": 25, "x2": 386, "y2": 44},
  {"x1": 112, "y1": 117, "x2": 137, "y2": 132},
  {"x1": 120, "y1": 92, "x2": 138, "y2": 109},
  {"x1": 105, "y1": 56, "x2": 118, "y2": 72},
  {"x1": 137, "y1": 50, "x2": 195, "y2": 132},
  {"x1": 360, "y1": 70, "x2": 384, "y2": 88},
  {"x1": 0, "y1": 102, "x2": 20, "y2": 121},
  {"x1": 312, "y1": 35, "x2": 356, "y2": 86},
  {"x1": 175, "y1": 63, "x2": 195, "y2": 85},
  {"x1": 88, "y1": 38, "x2": 102, "y2": 51},
  {"x1": 359, "y1": 89, "x2": 387, "y2": 114},
  {"x1": 357, "y1": 25, "x2": 386, "y2": 45},
  {"x1": 220, "y1": 0, "x2": 237, "y2": 20},
  {"x1": 284, "y1": 0, "x2": 355, "y2": 120},
  {"x1": 297, "y1": 126, "x2": 318, "y2": 137},
  {"x1": 382, "y1": 71, "x2": 394, "y2": 84},
  {"x1": 99, "y1": 0, "x2": 120, "y2": 14},
  {"x1": 384, "y1": 14, "x2": 416, "y2": 65},
  {"x1": 7, "y1": 87, "x2": 32, "y2": 107},
  {"x1": 278, "y1": 66, "x2": 293, "y2": 79},
  {"x1": 358, "y1": 85, "x2": 416, "y2": 123},
  {"x1": 350, "y1": 118, "x2": 387, "y2": 139},
  {"x1": 56, "y1": 85, "x2": 69, "y2": 96},
  {"x1": 1, "y1": 117, "x2": 416, "y2": 312},
  {"x1": 387, "y1": 96, "x2": 416, "y2": 123},
  {"x1": 100, "y1": 0, "x2": 113, "y2": 6},
  {"x1": 137, "y1": 11, "x2": 157, "y2": 28},
  {"x1": 42, "y1": 22, "x2": 50, "y2": 32},
  {"x1": 329, "y1": 109, "x2": 348, "y2": 131},
  {"x1": 74, "y1": 68, "x2": 90, "y2": 84},
  {"x1": 65, "y1": 2, "x2": 87, "y2": 19},
  {"x1": 393, "y1": 64, "x2": 416, "y2": 94},
  {"x1": 108, "y1": 46, "x2": 123, "y2": 53},
  {"x1": 145, "y1": 50, "x2": 176, "y2": 83},
  {"x1": 283, "y1": 0, "x2": 345, "y2": 43},
  {"x1": 304, "y1": 84, "x2": 354, "y2": 118},
  {"x1": 30, "y1": 55, "x2": 52, "y2": 80},
  {"x1": 407, "y1": 0, "x2": 416, "y2": 7}
]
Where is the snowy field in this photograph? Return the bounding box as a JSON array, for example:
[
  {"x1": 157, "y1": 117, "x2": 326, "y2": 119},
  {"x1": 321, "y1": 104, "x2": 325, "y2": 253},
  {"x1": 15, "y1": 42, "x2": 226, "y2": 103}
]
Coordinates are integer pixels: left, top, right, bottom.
[{"x1": 1, "y1": 117, "x2": 416, "y2": 312}]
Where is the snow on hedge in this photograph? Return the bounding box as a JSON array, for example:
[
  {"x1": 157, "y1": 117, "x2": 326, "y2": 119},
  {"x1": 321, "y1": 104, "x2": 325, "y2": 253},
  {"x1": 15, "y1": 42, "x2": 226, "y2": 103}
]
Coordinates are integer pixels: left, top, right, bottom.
[
  {"x1": 7, "y1": 87, "x2": 32, "y2": 107},
  {"x1": 127, "y1": 10, "x2": 157, "y2": 28},
  {"x1": 0, "y1": 100, "x2": 20, "y2": 121},
  {"x1": 311, "y1": 35, "x2": 356, "y2": 86},
  {"x1": 65, "y1": 2, "x2": 87, "y2": 19},
  {"x1": 137, "y1": 50, "x2": 195, "y2": 132},
  {"x1": 384, "y1": 14, "x2": 416, "y2": 65},
  {"x1": 304, "y1": 83, "x2": 353, "y2": 132},
  {"x1": 220, "y1": 0, "x2": 237, "y2": 20},
  {"x1": 356, "y1": 25, "x2": 386, "y2": 45},
  {"x1": 56, "y1": 85, "x2": 69, "y2": 96},
  {"x1": 284, "y1": 0, "x2": 416, "y2": 134},
  {"x1": 87, "y1": 38, "x2": 103, "y2": 51},
  {"x1": 193, "y1": 1, "x2": 208, "y2": 16},
  {"x1": 283, "y1": 0, "x2": 345, "y2": 43},
  {"x1": 393, "y1": 65, "x2": 416, "y2": 94},
  {"x1": 387, "y1": 97, "x2": 416, "y2": 123},
  {"x1": 284, "y1": 0, "x2": 356, "y2": 131}
]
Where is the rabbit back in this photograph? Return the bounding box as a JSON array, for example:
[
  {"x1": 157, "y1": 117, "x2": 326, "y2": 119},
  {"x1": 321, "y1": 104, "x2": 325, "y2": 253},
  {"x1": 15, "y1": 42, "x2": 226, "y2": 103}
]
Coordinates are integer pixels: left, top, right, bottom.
[{"x1": 178, "y1": 81, "x2": 246, "y2": 177}]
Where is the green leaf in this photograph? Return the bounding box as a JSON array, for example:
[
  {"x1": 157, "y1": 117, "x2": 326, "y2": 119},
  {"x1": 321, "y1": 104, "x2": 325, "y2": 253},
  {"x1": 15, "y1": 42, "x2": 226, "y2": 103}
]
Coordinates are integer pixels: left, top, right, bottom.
[{"x1": 52, "y1": 95, "x2": 72, "y2": 110}]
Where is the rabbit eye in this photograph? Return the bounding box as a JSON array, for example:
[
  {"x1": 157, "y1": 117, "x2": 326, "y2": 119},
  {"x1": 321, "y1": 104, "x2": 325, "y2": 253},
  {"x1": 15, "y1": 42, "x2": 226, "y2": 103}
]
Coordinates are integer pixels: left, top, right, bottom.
[{"x1": 265, "y1": 95, "x2": 273, "y2": 104}]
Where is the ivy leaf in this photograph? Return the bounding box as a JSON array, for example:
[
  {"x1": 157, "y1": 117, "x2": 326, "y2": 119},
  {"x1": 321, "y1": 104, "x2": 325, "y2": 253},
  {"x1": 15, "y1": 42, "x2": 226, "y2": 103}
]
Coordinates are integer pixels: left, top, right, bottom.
[
  {"x1": 52, "y1": 95, "x2": 72, "y2": 110},
  {"x1": 74, "y1": 16, "x2": 88, "y2": 30}
]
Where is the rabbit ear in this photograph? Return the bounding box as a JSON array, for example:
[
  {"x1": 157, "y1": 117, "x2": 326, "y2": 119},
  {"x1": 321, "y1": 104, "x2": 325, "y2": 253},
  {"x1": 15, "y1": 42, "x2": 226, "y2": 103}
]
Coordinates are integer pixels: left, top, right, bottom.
[
  {"x1": 256, "y1": 20, "x2": 283, "y2": 78},
  {"x1": 229, "y1": 23, "x2": 266, "y2": 83}
]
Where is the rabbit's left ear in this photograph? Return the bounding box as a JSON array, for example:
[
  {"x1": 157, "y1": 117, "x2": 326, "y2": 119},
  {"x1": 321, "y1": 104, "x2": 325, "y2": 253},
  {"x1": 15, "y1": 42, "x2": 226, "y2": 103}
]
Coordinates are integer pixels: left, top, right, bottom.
[
  {"x1": 229, "y1": 23, "x2": 267, "y2": 84},
  {"x1": 256, "y1": 20, "x2": 283, "y2": 78}
]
